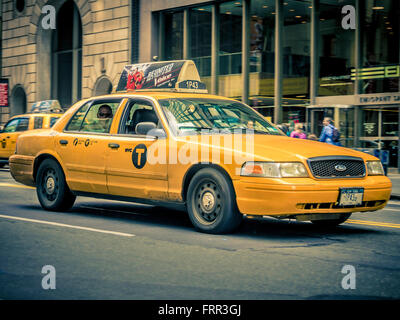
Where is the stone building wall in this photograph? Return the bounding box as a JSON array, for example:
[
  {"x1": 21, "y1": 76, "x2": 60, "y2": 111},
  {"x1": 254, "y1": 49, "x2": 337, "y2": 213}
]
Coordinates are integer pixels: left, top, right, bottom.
[{"x1": 1, "y1": 0, "x2": 131, "y2": 124}]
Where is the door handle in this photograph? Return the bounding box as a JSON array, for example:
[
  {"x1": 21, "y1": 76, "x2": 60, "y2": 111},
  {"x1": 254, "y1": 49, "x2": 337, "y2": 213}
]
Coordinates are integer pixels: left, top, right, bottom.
[
  {"x1": 108, "y1": 143, "x2": 120, "y2": 149},
  {"x1": 59, "y1": 140, "x2": 68, "y2": 145},
  {"x1": 6, "y1": 136, "x2": 10, "y2": 139}
]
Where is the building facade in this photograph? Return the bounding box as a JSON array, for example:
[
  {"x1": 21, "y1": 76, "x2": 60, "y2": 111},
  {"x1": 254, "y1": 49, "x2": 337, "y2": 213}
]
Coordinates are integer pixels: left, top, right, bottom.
[
  {"x1": 0, "y1": 0, "x2": 132, "y2": 119},
  {"x1": 1, "y1": 0, "x2": 399, "y2": 170}
]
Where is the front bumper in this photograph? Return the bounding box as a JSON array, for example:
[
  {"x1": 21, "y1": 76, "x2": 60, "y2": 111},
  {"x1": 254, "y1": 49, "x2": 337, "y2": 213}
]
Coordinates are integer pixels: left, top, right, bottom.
[{"x1": 233, "y1": 175, "x2": 392, "y2": 216}]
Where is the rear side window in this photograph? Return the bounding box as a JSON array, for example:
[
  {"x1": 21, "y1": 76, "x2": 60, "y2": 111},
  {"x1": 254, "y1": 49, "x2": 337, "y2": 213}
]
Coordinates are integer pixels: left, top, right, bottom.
[
  {"x1": 16, "y1": 118, "x2": 29, "y2": 132},
  {"x1": 34, "y1": 116, "x2": 44, "y2": 129},
  {"x1": 65, "y1": 99, "x2": 122, "y2": 133},
  {"x1": 80, "y1": 101, "x2": 121, "y2": 133},
  {"x1": 65, "y1": 102, "x2": 91, "y2": 131}
]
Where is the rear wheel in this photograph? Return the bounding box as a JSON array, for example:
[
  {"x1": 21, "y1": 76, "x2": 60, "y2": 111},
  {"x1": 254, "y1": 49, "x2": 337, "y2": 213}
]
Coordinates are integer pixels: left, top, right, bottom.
[
  {"x1": 311, "y1": 213, "x2": 352, "y2": 227},
  {"x1": 36, "y1": 158, "x2": 76, "y2": 211},
  {"x1": 186, "y1": 168, "x2": 242, "y2": 234}
]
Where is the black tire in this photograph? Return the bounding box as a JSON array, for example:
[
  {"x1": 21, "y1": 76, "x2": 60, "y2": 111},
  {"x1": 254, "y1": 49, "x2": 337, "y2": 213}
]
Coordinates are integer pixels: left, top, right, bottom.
[
  {"x1": 311, "y1": 213, "x2": 352, "y2": 227},
  {"x1": 186, "y1": 168, "x2": 242, "y2": 234},
  {"x1": 36, "y1": 158, "x2": 76, "y2": 211}
]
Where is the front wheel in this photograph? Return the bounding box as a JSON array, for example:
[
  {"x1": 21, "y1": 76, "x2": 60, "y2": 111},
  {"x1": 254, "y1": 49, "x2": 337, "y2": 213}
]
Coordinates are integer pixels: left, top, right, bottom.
[
  {"x1": 311, "y1": 213, "x2": 352, "y2": 227},
  {"x1": 36, "y1": 158, "x2": 76, "y2": 211},
  {"x1": 186, "y1": 168, "x2": 242, "y2": 234}
]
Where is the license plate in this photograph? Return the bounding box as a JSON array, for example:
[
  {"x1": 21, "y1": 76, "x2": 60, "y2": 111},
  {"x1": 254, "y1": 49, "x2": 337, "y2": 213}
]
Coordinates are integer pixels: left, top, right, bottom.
[{"x1": 338, "y1": 188, "x2": 364, "y2": 206}]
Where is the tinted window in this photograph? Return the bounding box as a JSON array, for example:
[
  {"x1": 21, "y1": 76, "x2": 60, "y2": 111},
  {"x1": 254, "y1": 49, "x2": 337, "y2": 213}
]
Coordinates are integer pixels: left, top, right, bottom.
[{"x1": 34, "y1": 117, "x2": 44, "y2": 129}]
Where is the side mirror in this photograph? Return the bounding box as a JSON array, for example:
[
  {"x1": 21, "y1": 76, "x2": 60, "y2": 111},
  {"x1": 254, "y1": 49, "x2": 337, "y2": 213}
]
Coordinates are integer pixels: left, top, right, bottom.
[{"x1": 135, "y1": 122, "x2": 166, "y2": 138}]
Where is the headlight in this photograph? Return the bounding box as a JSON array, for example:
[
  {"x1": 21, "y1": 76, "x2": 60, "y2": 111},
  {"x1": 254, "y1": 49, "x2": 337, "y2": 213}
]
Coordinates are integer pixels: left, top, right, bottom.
[
  {"x1": 241, "y1": 162, "x2": 309, "y2": 178},
  {"x1": 367, "y1": 161, "x2": 384, "y2": 175}
]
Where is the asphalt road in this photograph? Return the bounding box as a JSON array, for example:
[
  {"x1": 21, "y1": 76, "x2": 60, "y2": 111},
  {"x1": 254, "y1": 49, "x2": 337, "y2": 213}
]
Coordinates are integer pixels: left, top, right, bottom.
[{"x1": 0, "y1": 168, "x2": 400, "y2": 300}]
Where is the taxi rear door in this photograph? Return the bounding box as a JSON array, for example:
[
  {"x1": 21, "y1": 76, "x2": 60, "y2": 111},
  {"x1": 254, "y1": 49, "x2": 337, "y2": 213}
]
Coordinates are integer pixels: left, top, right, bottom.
[
  {"x1": 55, "y1": 98, "x2": 125, "y2": 194},
  {"x1": 106, "y1": 98, "x2": 168, "y2": 201}
]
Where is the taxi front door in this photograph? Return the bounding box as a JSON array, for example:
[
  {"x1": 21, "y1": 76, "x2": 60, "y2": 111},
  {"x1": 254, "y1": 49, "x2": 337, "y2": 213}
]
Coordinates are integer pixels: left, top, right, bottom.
[{"x1": 106, "y1": 100, "x2": 168, "y2": 201}]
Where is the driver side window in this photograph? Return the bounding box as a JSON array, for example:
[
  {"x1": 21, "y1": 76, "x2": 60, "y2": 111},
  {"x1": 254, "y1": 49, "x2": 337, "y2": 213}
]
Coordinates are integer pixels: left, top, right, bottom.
[{"x1": 120, "y1": 100, "x2": 160, "y2": 135}]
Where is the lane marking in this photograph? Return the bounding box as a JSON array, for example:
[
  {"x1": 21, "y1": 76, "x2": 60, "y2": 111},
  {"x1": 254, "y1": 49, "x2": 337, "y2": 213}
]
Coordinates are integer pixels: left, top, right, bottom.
[
  {"x1": 0, "y1": 214, "x2": 135, "y2": 237},
  {"x1": 0, "y1": 182, "x2": 34, "y2": 189},
  {"x1": 346, "y1": 219, "x2": 400, "y2": 229}
]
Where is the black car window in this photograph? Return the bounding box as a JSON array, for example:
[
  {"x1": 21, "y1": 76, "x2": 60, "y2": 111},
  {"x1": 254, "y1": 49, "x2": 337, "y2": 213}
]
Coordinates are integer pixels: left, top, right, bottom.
[
  {"x1": 3, "y1": 119, "x2": 20, "y2": 133},
  {"x1": 16, "y1": 118, "x2": 29, "y2": 132}
]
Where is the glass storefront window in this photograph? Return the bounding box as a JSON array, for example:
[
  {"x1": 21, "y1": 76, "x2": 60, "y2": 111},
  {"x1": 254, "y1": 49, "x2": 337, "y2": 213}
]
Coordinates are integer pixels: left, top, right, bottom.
[
  {"x1": 318, "y1": 0, "x2": 355, "y2": 96},
  {"x1": 382, "y1": 108, "x2": 399, "y2": 137},
  {"x1": 248, "y1": 0, "x2": 275, "y2": 117},
  {"x1": 217, "y1": 1, "x2": 243, "y2": 100},
  {"x1": 164, "y1": 11, "x2": 183, "y2": 60},
  {"x1": 190, "y1": 6, "x2": 212, "y2": 77},
  {"x1": 282, "y1": 0, "x2": 311, "y2": 107},
  {"x1": 220, "y1": 1, "x2": 242, "y2": 76},
  {"x1": 338, "y1": 107, "x2": 355, "y2": 147},
  {"x1": 361, "y1": 1, "x2": 400, "y2": 94},
  {"x1": 362, "y1": 107, "x2": 379, "y2": 137}
]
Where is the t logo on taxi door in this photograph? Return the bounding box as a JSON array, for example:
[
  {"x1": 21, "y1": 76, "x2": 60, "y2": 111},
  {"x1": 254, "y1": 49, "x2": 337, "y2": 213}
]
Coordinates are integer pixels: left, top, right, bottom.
[{"x1": 132, "y1": 144, "x2": 147, "y2": 169}]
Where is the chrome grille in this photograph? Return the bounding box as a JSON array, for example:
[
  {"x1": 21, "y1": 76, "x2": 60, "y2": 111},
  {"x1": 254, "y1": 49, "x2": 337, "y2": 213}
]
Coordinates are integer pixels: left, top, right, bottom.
[{"x1": 308, "y1": 156, "x2": 366, "y2": 178}]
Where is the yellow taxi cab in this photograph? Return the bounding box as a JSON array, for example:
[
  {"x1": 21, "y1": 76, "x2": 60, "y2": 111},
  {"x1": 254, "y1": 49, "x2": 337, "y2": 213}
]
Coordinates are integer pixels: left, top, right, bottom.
[
  {"x1": 9, "y1": 61, "x2": 392, "y2": 233},
  {"x1": 0, "y1": 100, "x2": 63, "y2": 167}
]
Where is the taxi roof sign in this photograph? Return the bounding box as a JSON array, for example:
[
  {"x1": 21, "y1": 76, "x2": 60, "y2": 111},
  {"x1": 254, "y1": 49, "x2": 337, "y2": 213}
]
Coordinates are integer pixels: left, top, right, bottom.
[
  {"x1": 116, "y1": 60, "x2": 208, "y2": 94},
  {"x1": 29, "y1": 100, "x2": 64, "y2": 113}
]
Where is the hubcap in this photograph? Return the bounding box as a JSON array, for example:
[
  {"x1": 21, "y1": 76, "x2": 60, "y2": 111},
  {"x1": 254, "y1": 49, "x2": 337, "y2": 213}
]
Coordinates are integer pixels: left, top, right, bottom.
[
  {"x1": 202, "y1": 192, "x2": 215, "y2": 211},
  {"x1": 41, "y1": 168, "x2": 58, "y2": 201},
  {"x1": 193, "y1": 179, "x2": 222, "y2": 225},
  {"x1": 46, "y1": 177, "x2": 55, "y2": 194}
]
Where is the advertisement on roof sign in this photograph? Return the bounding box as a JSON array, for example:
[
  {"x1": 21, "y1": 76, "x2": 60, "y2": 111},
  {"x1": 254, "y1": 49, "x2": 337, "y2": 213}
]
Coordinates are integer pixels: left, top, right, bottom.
[{"x1": 117, "y1": 61, "x2": 185, "y2": 92}]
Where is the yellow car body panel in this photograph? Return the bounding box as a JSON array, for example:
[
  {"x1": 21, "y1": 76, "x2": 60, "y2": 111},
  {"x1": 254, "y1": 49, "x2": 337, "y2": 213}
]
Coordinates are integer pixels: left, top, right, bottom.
[
  {"x1": 9, "y1": 91, "x2": 392, "y2": 220},
  {"x1": 0, "y1": 113, "x2": 63, "y2": 161}
]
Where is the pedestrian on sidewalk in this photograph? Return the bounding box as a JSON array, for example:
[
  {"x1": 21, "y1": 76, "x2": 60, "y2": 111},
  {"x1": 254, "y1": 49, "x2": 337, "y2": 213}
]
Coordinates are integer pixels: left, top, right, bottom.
[
  {"x1": 290, "y1": 123, "x2": 307, "y2": 139},
  {"x1": 319, "y1": 117, "x2": 342, "y2": 146}
]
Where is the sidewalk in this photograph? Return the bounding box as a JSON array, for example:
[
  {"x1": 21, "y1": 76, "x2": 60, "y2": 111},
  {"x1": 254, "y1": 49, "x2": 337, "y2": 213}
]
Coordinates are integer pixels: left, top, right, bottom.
[{"x1": 388, "y1": 172, "x2": 400, "y2": 201}]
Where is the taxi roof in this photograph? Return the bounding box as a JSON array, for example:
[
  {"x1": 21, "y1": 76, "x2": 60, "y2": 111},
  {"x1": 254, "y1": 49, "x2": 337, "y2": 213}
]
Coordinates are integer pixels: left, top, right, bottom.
[
  {"x1": 9, "y1": 112, "x2": 64, "y2": 120},
  {"x1": 91, "y1": 91, "x2": 240, "y2": 103}
]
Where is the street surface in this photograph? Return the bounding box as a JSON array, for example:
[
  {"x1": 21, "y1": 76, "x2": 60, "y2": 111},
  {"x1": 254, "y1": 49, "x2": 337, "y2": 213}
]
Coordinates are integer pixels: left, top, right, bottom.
[{"x1": 0, "y1": 167, "x2": 399, "y2": 300}]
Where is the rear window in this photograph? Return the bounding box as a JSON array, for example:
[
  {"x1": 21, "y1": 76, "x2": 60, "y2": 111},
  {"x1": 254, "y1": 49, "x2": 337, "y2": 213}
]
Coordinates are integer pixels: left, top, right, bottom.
[{"x1": 65, "y1": 99, "x2": 122, "y2": 133}]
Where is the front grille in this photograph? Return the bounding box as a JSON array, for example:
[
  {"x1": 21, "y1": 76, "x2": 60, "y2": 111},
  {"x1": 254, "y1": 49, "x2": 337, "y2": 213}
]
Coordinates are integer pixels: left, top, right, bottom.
[{"x1": 308, "y1": 156, "x2": 366, "y2": 178}]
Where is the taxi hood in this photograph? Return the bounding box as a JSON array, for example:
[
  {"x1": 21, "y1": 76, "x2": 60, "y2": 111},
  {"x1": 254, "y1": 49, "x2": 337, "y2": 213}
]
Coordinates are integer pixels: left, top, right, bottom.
[
  {"x1": 246, "y1": 135, "x2": 373, "y2": 162},
  {"x1": 174, "y1": 133, "x2": 376, "y2": 163}
]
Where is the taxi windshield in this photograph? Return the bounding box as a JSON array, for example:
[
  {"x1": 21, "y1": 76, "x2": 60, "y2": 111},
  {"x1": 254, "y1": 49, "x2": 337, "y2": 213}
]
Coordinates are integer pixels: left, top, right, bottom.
[{"x1": 159, "y1": 98, "x2": 282, "y2": 136}]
